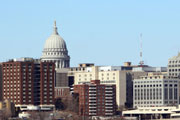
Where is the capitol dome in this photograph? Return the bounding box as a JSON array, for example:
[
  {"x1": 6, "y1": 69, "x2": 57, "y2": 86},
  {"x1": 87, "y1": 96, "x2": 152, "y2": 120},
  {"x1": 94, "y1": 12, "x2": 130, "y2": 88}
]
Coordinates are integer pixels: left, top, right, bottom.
[{"x1": 41, "y1": 21, "x2": 70, "y2": 69}]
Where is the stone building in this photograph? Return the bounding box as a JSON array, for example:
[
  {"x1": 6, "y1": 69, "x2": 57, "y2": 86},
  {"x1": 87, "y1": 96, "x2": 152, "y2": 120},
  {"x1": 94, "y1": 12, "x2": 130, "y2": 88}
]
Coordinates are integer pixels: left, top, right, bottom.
[
  {"x1": 133, "y1": 73, "x2": 179, "y2": 108},
  {"x1": 168, "y1": 52, "x2": 180, "y2": 78}
]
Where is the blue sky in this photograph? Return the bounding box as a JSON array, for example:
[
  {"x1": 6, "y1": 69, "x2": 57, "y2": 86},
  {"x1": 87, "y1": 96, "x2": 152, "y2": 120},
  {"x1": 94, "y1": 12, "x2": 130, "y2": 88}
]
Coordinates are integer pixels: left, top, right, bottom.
[{"x1": 0, "y1": 0, "x2": 180, "y2": 67}]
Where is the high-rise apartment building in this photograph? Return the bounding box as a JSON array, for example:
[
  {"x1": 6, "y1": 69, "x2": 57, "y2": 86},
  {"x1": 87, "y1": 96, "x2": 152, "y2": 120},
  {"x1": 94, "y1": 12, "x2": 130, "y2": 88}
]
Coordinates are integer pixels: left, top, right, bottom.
[
  {"x1": 74, "y1": 80, "x2": 116, "y2": 116},
  {"x1": 168, "y1": 52, "x2": 180, "y2": 78},
  {"x1": 2, "y1": 58, "x2": 55, "y2": 110},
  {"x1": 133, "y1": 73, "x2": 179, "y2": 108},
  {"x1": 0, "y1": 63, "x2": 2, "y2": 101}
]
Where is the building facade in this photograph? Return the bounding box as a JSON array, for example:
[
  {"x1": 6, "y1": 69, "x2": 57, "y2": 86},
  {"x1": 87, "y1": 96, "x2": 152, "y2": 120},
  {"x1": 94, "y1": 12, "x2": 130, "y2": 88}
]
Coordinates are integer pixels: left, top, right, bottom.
[
  {"x1": 0, "y1": 63, "x2": 2, "y2": 101},
  {"x1": 68, "y1": 63, "x2": 166, "y2": 108},
  {"x1": 2, "y1": 58, "x2": 55, "y2": 109},
  {"x1": 168, "y1": 52, "x2": 180, "y2": 78},
  {"x1": 133, "y1": 73, "x2": 179, "y2": 108},
  {"x1": 55, "y1": 87, "x2": 70, "y2": 98},
  {"x1": 74, "y1": 80, "x2": 116, "y2": 116}
]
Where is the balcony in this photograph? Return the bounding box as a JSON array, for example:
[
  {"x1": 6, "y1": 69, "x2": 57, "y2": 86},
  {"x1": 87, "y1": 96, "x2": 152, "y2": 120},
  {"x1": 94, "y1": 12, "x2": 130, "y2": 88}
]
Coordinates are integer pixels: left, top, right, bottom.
[
  {"x1": 89, "y1": 113, "x2": 96, "y2": 115},
  {"x1": 105, "y1": 106, "x2": 113, "y2": 109},
  {"x1": 89, "y1": 106, "x2": 96, "y2": 108},
  {"x1": 105, "y1": 103, "x2": 113, "y2": 105},
  {"x1": 105, "y1": 113, "x2": 113, "y2": 115},
  {"x1": 89, "y1": 90, "x2": 96, "y2": 93},
  {"x1": 105, "y1": 109, "x2": 113, "y2": 112},
  {"x1": 89, "y1": 94, "x2": 96, "y2": 96},
  {"x1": 105, "y1": 91, "x2": 113, "y2": 93},
  {"x1": 89, "y1": 100, "x2": 96, "y2": 102},
  {"x1": 89, "y1": 97, "x2": 96, "y2": 99},
  {"x1": 89, "y1": 87, "x2": 97, "y2": 90},
  {"x1": 89, "y1": 103, "x2": 97, "y2": 106},
  {"x1": 89, "y1": 109, "x2": 96, "y2": 112},
  {"x1": 105, "y1": 87, "x2": 113, "y2": 89},
  {"x1": 105, "y1": 100, "x2": 113, "y2": 102},
  {"x1": 105, "y1": 97, "x2": 113, "y2": 99},
  {"x1": 105, "y1": 94, "x2": 113, "y2": 96}
]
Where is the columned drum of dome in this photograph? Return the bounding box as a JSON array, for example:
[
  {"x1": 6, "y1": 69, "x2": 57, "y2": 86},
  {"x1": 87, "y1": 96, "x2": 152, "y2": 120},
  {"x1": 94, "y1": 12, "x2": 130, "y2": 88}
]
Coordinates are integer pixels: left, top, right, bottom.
[{"x1": 41, "y1": 21, "x2": 70, "y2": 69}]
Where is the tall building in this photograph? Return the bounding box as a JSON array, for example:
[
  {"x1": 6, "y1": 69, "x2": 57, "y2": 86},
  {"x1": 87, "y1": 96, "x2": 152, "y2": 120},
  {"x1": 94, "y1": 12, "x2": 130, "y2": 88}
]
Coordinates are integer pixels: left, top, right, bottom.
[
  {"x1": 41, "y1": 21, "x2": 70, "y2": 69},
  {"x1": 68, "y1": 63, "x2": 166, "y2": 108},
  {"x1": 168, "y1": 52, "x2": 180, "y2": 78},
  {"x1": 2, "y1": 58, "x2": 55, "y2": 110},
  {"x1": 0, "y1": 63, "x2": 2, "y2": 101},
  {"x1": 74, "y1": 80, "x2": 116, "y2": 116},
  {"x1": 133, "y1": 73, "x2": 179, "y2": 108}
]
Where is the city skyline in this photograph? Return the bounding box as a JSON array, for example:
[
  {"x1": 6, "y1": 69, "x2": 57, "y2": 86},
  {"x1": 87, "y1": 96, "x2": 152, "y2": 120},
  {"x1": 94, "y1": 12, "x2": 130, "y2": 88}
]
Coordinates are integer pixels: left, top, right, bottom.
[{"x1": 1, "y1": 1, "x2": 180, "y2": 67}]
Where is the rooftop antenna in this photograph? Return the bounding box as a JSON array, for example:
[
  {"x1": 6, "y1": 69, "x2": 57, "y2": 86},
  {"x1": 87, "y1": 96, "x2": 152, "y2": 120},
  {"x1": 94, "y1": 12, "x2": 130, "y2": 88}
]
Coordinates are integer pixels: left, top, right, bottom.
[{"x1": 139, "y1": 33, "x2": 144, "y2": 66}]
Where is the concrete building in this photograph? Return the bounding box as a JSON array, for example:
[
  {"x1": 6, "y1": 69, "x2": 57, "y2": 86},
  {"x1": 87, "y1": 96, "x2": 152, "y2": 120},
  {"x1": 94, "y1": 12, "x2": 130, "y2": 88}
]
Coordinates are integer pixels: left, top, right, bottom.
[
  {"x1": 41, "y1": 21, "x2": 70, "y2": 69},
  {"x1": 74, "y1": 80, "x2": 116, "y2": 116},
  {"x1": 123, "y1": 106, "x2": 177, "y2": 120},
  {"x1": 2, "y1": 58, "x2": 55, "y2": 110},
  {"x1": 133, "y1": 73, "x2": 179, "y2": 108},
  {"x1": 69, "y1": 63, "x2": 167, "y2": 108},
  {"x1": 168, "y1": 52, "x2": 180, "y2": 78},
  {"x1": 55, "y1": 68, "x2": 69, "y2": 87}
]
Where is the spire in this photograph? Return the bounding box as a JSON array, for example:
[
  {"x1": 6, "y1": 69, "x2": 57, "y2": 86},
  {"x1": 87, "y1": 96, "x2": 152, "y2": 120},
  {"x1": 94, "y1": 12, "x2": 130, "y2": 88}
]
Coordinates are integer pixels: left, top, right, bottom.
[{"x1": 53, "y1": 20, "x2": 58, "y2": 35}]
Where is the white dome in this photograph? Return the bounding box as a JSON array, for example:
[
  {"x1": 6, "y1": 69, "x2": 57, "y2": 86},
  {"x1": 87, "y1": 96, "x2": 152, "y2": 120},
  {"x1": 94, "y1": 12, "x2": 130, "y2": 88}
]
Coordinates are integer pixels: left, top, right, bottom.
[
  {"x1": 41, "y1": 21, "x2": 70, "y2": 69},
  {"x1": 43, "y1": 21, "x2": 67, "y2": 51},
  {"x1": 44, "y1": 34, "x2": 67, "y2": 50}
]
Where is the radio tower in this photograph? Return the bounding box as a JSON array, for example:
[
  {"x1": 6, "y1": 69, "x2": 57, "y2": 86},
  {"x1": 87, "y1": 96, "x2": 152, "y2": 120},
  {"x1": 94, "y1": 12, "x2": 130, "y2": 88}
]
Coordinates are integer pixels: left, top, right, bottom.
[{"x1": 139, "y1": 33, "x2": 144, "y2": 66}]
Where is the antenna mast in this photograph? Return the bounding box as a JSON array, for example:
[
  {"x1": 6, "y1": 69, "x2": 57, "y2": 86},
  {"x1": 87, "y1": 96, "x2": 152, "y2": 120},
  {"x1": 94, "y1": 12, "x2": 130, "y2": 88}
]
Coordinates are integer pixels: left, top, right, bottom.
[{"x1": 139, "y1": 33, "x2": 144, "y2": 66}]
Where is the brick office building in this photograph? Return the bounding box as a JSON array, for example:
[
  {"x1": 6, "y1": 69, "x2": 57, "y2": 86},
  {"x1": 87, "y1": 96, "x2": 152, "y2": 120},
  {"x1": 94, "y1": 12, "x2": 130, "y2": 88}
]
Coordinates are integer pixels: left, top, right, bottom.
[
  {"x1": 2, "y1": 58, "x2": 55, "y2": 110},
  {"x1": 74, "y1": 80, "x2": 116, "y2": 116}
]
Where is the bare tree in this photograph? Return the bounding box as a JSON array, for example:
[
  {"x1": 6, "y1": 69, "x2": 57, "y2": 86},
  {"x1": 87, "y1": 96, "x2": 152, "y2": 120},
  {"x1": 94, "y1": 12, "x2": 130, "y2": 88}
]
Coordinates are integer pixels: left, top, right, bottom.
[
  {"x1": 29, "y1": 111, "x2": 49, "y2": 120},
  {"x1": 1, "y1": 108, "x2": 12, "y2": 120},
  {"x1": 62, "y1": 93, "x2": 79, "y2": 113}
]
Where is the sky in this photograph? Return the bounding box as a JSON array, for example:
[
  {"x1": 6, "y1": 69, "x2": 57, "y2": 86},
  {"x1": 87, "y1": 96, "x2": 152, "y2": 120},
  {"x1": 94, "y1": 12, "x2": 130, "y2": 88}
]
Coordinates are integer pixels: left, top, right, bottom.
[{"x1": 0, "y1": 0, "x2": 180, "y2": 67}]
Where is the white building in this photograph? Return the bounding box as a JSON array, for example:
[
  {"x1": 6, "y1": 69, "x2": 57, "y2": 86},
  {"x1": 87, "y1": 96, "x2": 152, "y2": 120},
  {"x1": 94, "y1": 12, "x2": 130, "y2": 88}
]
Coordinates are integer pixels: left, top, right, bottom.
[
  {"x1": 133, "y1": 73, "x2": 180, "y2": 108},
  {"x1": 168, "y1": 52, "x2": 180, "y2": 78},
  {"x1": 123, "y1": 106, "x2": 176, "y2": 120}
]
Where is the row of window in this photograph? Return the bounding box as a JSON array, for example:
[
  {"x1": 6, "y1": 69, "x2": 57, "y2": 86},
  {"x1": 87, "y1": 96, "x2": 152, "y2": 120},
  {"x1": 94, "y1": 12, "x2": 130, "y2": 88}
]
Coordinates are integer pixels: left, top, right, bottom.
[
  {"x1": 134, "y1": 84, "x2": 162, "y2": 88},
  {"x1": 134, "y1": 101, "x2": 162, "y2": 104},
  {"x1": 169, "y1": 60, "x2": 180, "y2": 63}
]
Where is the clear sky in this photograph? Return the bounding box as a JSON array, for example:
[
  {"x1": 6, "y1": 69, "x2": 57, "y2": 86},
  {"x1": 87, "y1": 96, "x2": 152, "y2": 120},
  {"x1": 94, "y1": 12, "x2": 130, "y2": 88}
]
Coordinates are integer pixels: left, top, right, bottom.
[{"x1": 0, "y1": 0, "x2": 180, "y2": 67}]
